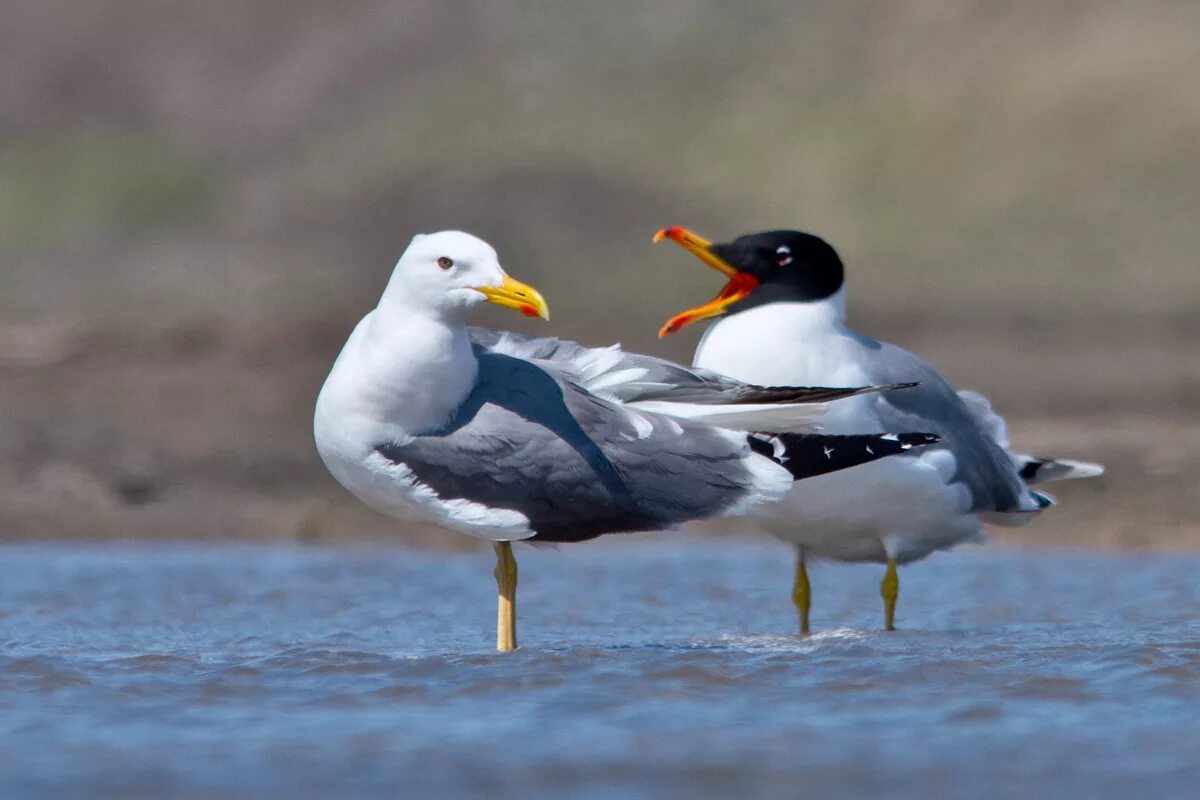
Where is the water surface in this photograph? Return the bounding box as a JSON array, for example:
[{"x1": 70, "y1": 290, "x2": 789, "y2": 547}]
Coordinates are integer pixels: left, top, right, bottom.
[{"x1": 1, "y1": 541, "x2": 1197, "y2": 799}]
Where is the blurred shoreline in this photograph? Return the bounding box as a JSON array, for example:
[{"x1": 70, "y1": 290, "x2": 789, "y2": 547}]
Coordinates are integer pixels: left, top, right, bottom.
[{"x1": 1, "y1": 309, "x2": 1193, "y2": 551}]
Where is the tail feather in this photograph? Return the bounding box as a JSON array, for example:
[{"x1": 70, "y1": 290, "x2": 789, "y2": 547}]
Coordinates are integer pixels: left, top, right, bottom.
[
  {"x1": 1015, "y1": 455, "x2": 1105, "y2": 484},
  {"x1": 748, "y1": 432, "x2": 939, "y2": 482}
]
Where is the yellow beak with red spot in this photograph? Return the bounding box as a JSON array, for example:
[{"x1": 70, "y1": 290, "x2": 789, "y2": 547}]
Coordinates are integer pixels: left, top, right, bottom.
[
  {"x1": 652, "y1": 226, "x2": 757, "y2": 337},
  {"x1": 477, "y1": 274, "x2": 550, "y2": 321}
]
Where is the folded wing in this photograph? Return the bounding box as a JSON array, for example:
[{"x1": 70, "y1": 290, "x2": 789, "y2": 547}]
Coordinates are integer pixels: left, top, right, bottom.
[{"x1": 378, "y1": 347, "x2": 938, "y2": 542}]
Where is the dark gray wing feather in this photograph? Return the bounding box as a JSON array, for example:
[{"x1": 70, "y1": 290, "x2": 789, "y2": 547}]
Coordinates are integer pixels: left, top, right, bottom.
[{"x1": 377, "y1": 351, "x2": 769, "y2": 542}]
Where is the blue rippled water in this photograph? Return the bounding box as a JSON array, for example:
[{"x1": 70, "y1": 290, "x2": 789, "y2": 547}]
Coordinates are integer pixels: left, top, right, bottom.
[{"x1": 1, "y1": 540, "x2": 1198, "y2": 799}]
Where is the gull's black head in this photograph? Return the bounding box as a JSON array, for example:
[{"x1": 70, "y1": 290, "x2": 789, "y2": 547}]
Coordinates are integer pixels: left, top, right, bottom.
[
  {"x1": 710, "y1": 230, "x2": 844, "y2": 304},
  {"x1": 653, "y1": 227, "x2": 845, "y2": 336}
]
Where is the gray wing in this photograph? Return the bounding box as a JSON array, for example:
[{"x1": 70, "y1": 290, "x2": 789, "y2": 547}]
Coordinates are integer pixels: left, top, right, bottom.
[
  {"x1": 468, "y1": 327, "x2": 904, "y2": 406},
  {"x1": 861, "y1": 342, "x2": 1032, "y2": 513},
  {"x1": 376, "y1": 351, "x2": 772, "y2": 543}
]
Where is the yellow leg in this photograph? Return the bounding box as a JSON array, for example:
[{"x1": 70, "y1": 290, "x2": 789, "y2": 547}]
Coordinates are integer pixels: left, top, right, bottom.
[
  {"x1": 880, "y1": 557, "x2": 899, "y2": 631},
  {"x1": 493, "y1": 542, "x2": 518, "y2": 652},
  {"x1": 792, "y1": 547, "x2": 812, "y2": 635}
]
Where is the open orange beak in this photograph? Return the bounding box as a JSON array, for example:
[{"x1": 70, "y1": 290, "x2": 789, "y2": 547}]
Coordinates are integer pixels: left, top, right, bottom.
[{"x1": 652, "y1": 226, "x2": 758, "y2": 337}]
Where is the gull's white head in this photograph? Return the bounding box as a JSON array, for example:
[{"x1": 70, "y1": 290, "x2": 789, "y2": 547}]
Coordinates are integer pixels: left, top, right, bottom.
[{"x1": 380, "y1": 231, "x2": 549, "y2": 322}]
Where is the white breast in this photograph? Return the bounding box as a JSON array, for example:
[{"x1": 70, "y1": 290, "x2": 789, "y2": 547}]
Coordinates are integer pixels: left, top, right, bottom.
[
  {"x1": 696, "y1": 299, "x2": 867, "y2": 387},
  {"x1": 695, "y1": 298, "x2": 879, "y2": 432},
  {"x1": 313, "y1": 311, "x2": 536, "y2": 542}
]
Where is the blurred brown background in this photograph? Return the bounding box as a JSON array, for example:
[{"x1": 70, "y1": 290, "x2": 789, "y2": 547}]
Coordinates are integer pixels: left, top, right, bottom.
[{"x1": 1, "y1": 0, "x2": 1196, "y2": 548}]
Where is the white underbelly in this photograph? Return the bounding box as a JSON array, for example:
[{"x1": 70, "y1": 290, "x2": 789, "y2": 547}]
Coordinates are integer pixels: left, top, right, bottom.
[{"x1": 755, "y1": 449, "x2": 984, "y2": 564}]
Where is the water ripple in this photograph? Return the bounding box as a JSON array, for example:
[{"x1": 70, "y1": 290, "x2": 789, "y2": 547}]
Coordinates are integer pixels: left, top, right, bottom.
[{"x1": 0, "y1": 541, "x2": 1198, "y2": 799}]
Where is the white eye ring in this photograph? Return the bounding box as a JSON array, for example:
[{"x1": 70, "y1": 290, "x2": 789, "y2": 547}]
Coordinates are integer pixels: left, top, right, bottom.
[{"x1": 437, "y1": 256, "x2": 454, "y2": 270}]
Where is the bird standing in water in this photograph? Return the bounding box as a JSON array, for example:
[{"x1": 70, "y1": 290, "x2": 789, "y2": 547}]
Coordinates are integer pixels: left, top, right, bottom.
[{"x1": 655, "y1": 226, "x2": 1103, "y2": 632}]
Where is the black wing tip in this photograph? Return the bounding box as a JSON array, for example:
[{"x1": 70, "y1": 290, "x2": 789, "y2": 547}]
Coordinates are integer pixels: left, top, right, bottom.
[
  {"x1": 735, "y1": 382, "x2": 919, "y2": 405},
  {"x1": 895, "y1": 432, "x2": 940, "y2": 449},
  {"x1": 751, "y1": 430, "x2": 940, "y2": 481},
  {"x1": 847, "y1": 381, "x2": 921, "y2": 397},
  {"x1": 1032, "y1": 490, "x2": 1057, "y2": 509},
  {"x1": 1019, "y1": 459, "x2": 1045, "y2": 480}
]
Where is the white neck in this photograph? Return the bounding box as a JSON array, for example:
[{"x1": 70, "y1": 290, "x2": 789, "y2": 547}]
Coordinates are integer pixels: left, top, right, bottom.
[
  {"x1": 774, "y1": 286, "x2": 848, "y2": 325},
  {"x1": 693, "y1": 288, "x2": 852, "y2": 381},
  {"x1": 315, "y1": 306, "x2": 479, "y2": 449}
]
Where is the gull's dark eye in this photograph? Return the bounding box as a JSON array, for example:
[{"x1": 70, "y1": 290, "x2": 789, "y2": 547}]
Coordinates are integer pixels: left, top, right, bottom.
[
  {"x1": 437, "y1": 256, "x2": 454, "y2": 270},
  {"x1": 775, "y1": 245, "x2": 793, "y2": 267}
]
